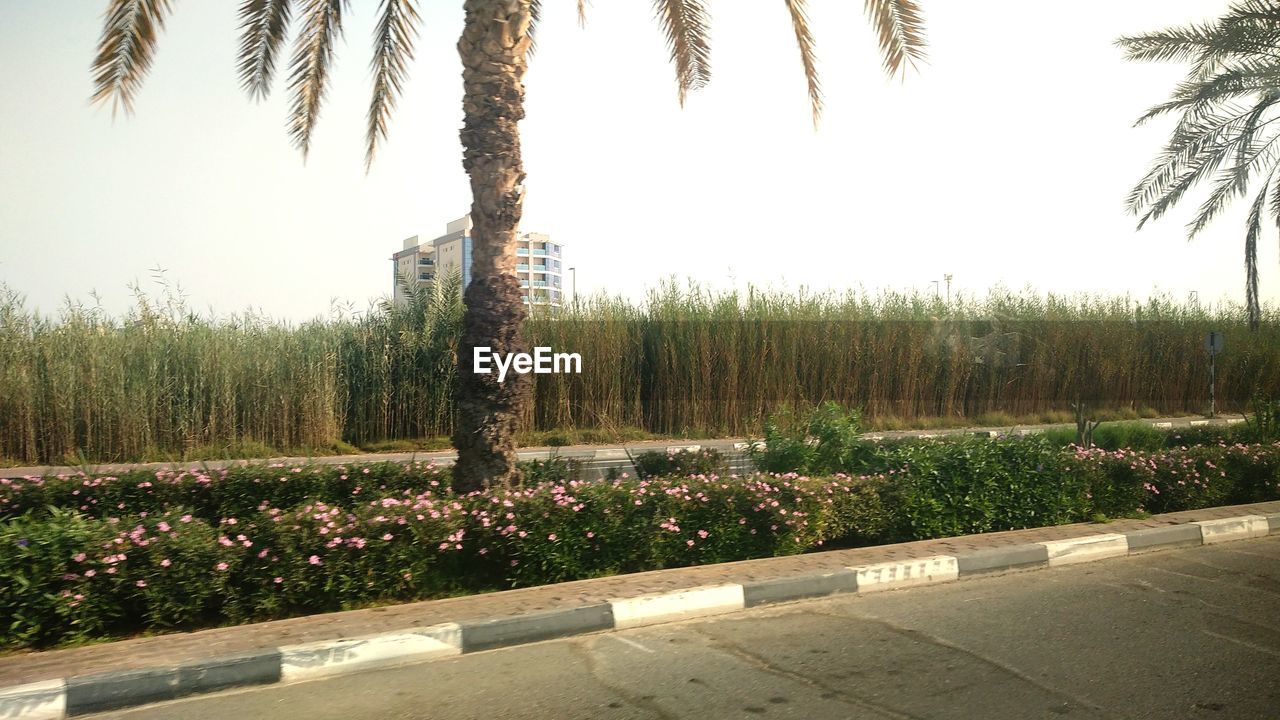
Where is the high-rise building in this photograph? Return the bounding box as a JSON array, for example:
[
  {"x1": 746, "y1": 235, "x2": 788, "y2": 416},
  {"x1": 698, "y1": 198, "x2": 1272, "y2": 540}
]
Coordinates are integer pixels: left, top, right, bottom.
[{"x1": 392, "y1": 216, "x2": 566, "y2": 308}]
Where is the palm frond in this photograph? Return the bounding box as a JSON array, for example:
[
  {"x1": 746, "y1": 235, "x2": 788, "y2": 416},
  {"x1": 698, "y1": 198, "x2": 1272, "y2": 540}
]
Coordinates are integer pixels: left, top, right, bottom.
[
  {"x1": 287, "y1": 0, "x2": 346, "y2": 158},
  {"x1": 90, "y1": 0, "x2": 174, "y2": 115},
  {"x1": 863, "y1": 0, "x2": 927, "y2": 78},
  {"x1": 1125, "y1": 2, "x2": 1280, "y2": 331},
  {"x1": 237, "y1": 0, "x2": 294, "y2": 101},
  {"x1": 529, "y1": 0, "x2": 541, "y2": 55},
  {"x1": 579, "y1": 0, "x2": 588, "y2": 27},
  {"x1": 1244, "y1": 175, "x2": 1268, "y2": 329},
  {"x1": 1116, "y1": 25, "x2": 1220, "y2": 65},
  {"x1": 366, "y1": 0, "x2": 420, "y2": 170},
  {"x1": 784, "y1": 0, "x2": 822, "y2": 127},
  {"x1": 1136, "y1": 60, "x2": 1280, "y2": 125},
  {"x1": 652, "y1": 0, "x2": 712, "y2": 106},
  {"x1": 1127, "y1": 98, "x2": 1275, "y2": 218},
  {"x1": 1186, "y1": 123, "x2": 1280, "y2": 237}
]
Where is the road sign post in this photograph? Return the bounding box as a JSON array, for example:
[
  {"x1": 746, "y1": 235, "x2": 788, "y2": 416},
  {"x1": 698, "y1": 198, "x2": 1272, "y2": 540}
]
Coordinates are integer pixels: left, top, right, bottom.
[{"x1": 1205, "y1": 331, "x2": 1224, "y2": 417}]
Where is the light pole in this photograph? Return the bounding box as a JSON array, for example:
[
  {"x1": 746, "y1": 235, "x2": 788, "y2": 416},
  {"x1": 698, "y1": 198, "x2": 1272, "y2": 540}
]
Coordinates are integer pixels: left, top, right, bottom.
[{"x1": 568, "y1": 267, "x2": 576, "y2": 307}]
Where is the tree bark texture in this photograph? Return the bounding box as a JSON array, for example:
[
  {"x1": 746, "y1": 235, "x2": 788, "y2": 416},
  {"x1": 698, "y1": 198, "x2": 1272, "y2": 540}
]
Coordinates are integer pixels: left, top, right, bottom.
[{"x1": 452, "y1": 0, "x2": 533, "y2": 493}]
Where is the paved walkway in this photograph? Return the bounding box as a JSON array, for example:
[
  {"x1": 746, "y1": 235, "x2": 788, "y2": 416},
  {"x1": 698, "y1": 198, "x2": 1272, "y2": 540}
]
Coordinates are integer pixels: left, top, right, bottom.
[
  {"x1": 3, "y1": 499, "x2": 1276, "y2": 690},
  {"x1": 0, "y1": 415, "x2": 1240, "y2": 479}
]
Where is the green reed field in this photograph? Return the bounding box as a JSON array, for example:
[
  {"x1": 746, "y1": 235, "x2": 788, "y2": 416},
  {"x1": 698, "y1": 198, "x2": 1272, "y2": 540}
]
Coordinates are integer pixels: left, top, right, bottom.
[{"x1": 1, "y1": 280, "x2": 1277, "y2": 464}]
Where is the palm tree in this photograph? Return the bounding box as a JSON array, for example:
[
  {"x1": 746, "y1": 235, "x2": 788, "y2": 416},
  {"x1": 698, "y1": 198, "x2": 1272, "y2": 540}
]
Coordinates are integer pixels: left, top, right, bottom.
[
  {"x1": 90, "y1": 0, "x2": 927, "y2": 492},
  {"x1": 1119, "y1": 0, "x2": 1280, "y2": 330}
]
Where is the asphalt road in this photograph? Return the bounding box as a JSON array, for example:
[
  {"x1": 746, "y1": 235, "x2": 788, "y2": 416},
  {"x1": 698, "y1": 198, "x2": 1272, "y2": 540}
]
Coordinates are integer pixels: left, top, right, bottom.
[{"x1": 93, "y1": 536, "x2": 1280, "y2": 720}]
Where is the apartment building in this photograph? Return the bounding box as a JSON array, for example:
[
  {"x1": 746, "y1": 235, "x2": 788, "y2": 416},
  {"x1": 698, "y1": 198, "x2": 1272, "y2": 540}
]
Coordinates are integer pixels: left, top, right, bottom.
[{"x1": 392, "y1": 216, "x2": 566, "y2": 308}]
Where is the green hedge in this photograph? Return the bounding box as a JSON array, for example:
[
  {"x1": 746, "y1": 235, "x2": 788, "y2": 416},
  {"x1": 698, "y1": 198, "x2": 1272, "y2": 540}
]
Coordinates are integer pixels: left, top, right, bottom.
[{"x1": 3, "y1": 440, "x2": 1278, "y2": 649}]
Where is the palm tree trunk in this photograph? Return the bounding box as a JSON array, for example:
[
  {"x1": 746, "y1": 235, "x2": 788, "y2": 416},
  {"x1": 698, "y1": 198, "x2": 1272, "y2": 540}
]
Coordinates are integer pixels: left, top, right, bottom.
[{"x1": 452, "y1": 0, "x2": 533, "y2": 493}]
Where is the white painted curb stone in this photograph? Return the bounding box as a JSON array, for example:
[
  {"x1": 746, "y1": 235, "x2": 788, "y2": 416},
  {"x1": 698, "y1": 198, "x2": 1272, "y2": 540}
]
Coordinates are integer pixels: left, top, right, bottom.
[
  {"x1": 0, "y1": 679, "x2": 65, "y2": 720},
  {"x1": 1040, "y1": 534, "x2": 1128, "y2": 566},
  {"x1": 1194, "y1": 516, "x2": 1270, "y2": 545},
  {"x1": 850, "y1": 555, "x2": 959, "y2": 592},
  {"x1": 610, "y1": 584, "x2": 745, "y2": 630},
  {"x1": 280, "y1": 625, "x2": 461, "y2": 683}
]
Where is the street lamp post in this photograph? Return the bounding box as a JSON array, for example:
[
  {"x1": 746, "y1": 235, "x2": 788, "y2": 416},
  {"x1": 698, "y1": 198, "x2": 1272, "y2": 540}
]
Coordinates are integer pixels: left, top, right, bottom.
[{"x1": 568, "y1": 267, "x2": 576, "y2": 307}]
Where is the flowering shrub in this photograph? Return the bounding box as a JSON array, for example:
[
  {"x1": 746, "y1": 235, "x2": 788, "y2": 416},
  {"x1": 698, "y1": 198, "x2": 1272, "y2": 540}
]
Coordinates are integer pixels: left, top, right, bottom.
[
  {"x1": 1068, "y1": 442, "x2": 1280, "y2": 515},
  {"x1": 0, "y1": 462, "x2": 449, "y2": 523},
  {"x1": 2, "y1": 441, "x2": 1277, "y2": 650},
  {"x1": 632, "y1": 448, "x2": 727, "y2": 479},
  {"x1": 0, "y1": 471, "x2": 890, "y2": 648}
]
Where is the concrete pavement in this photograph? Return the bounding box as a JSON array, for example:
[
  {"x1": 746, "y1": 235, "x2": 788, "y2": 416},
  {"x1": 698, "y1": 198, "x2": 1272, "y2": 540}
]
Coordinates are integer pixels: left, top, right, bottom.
[{"x1": 84, "y1": 534, "x2": 1280, "y2": 719}]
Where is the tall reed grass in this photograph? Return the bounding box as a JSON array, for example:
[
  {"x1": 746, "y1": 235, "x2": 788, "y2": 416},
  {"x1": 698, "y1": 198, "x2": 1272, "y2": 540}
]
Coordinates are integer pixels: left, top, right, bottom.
[{"x1": 1, "y1": 280, "x2": 1276, "y2": 463}]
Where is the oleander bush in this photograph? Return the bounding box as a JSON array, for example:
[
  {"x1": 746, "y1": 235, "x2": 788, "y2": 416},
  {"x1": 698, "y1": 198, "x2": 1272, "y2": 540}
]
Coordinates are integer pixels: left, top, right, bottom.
[
  {"x1": 632, "y1": 447, "x2": 726, "y2": 479},
  {"x1": 3, "y1": 440, "x2": 1279, "y2": 649}
]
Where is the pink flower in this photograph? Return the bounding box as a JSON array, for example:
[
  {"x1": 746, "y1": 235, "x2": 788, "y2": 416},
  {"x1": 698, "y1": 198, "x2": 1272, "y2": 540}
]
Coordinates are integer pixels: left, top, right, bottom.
[
  {"x1": 157, "y1": 522, "x2": 170, "y2": 532},
  {"x1": 382, "y1": 533, "x2": 393, "y2": 541},
  {"x1": 160, "y1": 558, "x2": 171, "y2": 567},
  {"x1": 274, "y1": 577, "x2": 283, "y2": 584},
  {"x1": 73, "y1": 552, "x2": 87, "y2": 563},
  {"x1": 586, "y1": 531, "x2": 595, "y2": 538},
  {"x1": 136, "y1": 580, "x2": 147, "y2": 588},
  {"x1": 84, "y1": 569, "x2": 96, "y2": 577},
  {"x1": 216, "y1": 562, "x2": 229, "y2": 571},
  {"x1": 309, "y1": 555, "x2": 322, "y2": 566},
  {"x1": 547, "y1": 533, "x2": 557, "y2": 541},
  {"x1": 686, "y1": 539, "x2": 696, "y2": 546},
  {"x1": 697, "y1": 530, "x2": 709, "y2": 539}
]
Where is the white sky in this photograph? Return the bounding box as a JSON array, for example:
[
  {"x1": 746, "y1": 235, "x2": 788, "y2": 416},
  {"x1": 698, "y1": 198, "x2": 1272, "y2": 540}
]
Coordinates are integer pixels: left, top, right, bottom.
[{"x1": 1, "y1": 0, "x2": 1278, "y2": 321}]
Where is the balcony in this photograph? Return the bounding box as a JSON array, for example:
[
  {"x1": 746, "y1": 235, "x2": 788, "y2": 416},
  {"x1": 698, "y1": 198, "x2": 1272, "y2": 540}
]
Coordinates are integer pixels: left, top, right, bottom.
[
  {"x1": 516, "y1": 264, "x2": 529, "y2": 271},
  {"x1": 418, "y1": 258, "x2": 434, "y2": 265},
  {"x1": 531, "y1": 264, "x2": 547, "y2": 271},
  {"x1": 516, "y1": 248, "x2": 529, "y2": 256}
]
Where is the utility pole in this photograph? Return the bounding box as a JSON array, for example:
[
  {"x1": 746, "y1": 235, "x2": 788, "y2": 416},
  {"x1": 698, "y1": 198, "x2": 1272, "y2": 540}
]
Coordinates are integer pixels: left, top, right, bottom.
[
  {"x1": 1205, "y1": 331, "x2": 1224, "y2": 418},
  {"x1": 568, "y1": 267, "x2": 577, "y2": 308},
  {"x1": 944, "y1": 273, "x2": 953, "y2": 302}
]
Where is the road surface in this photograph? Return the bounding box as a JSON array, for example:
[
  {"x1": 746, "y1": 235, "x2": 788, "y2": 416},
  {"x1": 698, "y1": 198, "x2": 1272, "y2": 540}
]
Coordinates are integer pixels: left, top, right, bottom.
[{"x1": 93, "y1": 535, "x2": 1280, "y2": 719}]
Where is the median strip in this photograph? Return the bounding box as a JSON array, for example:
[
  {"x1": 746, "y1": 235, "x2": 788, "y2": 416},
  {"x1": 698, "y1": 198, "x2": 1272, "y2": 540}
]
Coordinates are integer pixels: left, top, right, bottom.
[{"x1": 2, "y1": 507, "x2": 1277, "y2": 719}]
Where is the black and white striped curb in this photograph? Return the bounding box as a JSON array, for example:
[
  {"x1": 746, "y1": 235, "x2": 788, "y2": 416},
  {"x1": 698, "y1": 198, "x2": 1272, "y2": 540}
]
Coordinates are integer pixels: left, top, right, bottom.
[{"x1": 3, "y1": 511, "x2": 1276, "y2": 719}]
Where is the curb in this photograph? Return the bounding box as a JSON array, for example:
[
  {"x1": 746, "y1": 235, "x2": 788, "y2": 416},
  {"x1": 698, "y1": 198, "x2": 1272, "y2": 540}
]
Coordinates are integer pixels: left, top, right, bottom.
[{"x1": 3, "y1": 510, "x2": 1278, "y2": 718}]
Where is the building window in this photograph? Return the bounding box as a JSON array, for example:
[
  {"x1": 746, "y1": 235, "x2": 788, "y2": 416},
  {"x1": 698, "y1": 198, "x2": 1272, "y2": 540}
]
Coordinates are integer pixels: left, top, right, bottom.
[{"x1": 419, "y1": 272, "x2": 433, "y2": 281}]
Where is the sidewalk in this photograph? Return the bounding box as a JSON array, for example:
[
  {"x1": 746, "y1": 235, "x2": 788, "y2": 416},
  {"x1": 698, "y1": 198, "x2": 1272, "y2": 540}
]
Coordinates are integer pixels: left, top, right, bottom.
[
  {"x1": 0, "y1": 415, "x2": 1240, "y2": 479},
  {"x1": 3, "y1": 498, "x2": 1277, "y2": 692}
]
